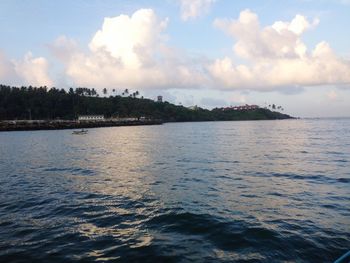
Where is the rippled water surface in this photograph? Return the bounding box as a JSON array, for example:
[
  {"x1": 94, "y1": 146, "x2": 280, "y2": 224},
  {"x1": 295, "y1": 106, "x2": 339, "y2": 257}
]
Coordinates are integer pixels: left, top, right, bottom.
[{"x1": 0, "y1": 119, "x2": 349, "y2": 262}]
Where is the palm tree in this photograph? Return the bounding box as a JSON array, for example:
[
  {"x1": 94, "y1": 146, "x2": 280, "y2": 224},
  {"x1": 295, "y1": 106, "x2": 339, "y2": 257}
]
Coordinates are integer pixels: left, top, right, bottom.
[{"x1": 91, "y1": 88, "x2": 97, "y2": 96}]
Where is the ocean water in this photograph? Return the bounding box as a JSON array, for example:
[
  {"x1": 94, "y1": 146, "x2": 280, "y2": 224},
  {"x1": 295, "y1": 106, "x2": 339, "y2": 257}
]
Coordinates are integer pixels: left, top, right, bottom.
[{"x1": 0, "y1": 119, "x2": 349, "y2": 262}]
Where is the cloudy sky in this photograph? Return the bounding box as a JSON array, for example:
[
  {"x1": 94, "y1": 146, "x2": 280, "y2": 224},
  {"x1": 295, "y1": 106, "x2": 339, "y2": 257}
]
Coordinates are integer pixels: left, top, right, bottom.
[{"x1": 1, "y1": 0, "x2": 350, "y2": 117}]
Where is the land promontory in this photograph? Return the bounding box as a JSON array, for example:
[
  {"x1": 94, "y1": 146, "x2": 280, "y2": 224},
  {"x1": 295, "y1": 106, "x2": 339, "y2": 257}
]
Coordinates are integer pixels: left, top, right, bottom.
[{"x1": 0, "y1": 85, "x2": 293, "y2": 131}]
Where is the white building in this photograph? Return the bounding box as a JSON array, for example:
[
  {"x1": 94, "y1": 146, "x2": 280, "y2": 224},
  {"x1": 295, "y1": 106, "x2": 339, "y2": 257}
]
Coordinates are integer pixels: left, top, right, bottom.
[
  {"x1": 113, "y1": 117, "x2": 138, "y2": 121},
  {"x1": 78, "y1": 115, "x2": 105, "y2": 121}
]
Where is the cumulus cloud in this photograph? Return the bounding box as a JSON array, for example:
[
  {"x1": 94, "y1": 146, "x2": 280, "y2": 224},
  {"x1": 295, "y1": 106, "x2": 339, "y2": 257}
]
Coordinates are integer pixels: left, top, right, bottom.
[
  {"x1": 210, "y1": 9, "x2": 350, "y2": 90},
  {"x1": 14, "y1": 52, "x2": 53, "y2": 87},
  {"x1": 51, "y1": 9, "x2": 209, "y2": 92},
  {"x1": 0, "y1": 51, "x2": 18, "y2": 85},
  {"x1": 213, "y1": 9, "x2": 319, "y2": 59},
  {"x1": 2, "y1": 5, "x2": 350, "y2": 105},
  {"x1": 47, "y1": 35, "x2": 79, "y2": 63},
  {"x1": 47, "y1": 8, "x2": 350, "y2": 94},
  {"x1": 89, "y1": 9, "x2": 168, "y2": 69},
  {"x1": 179, "y1": 0, "x2": 216, "y2": 21},
  {"x1": 0, "y1": 51, "x2": 53, "y2": 87}
]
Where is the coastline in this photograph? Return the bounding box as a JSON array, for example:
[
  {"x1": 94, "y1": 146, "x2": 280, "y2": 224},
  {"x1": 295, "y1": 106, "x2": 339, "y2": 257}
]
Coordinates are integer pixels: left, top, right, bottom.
[
  {"x1": 0, "y1": 119, "x2": 164, "y2": 132},
  {"x1": 0, "y1": 117, "x2": 295, "y2": 132}
]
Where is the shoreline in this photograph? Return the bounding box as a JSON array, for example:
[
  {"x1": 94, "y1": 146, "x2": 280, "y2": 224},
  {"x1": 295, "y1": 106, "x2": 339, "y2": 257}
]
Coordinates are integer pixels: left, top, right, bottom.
[
  {"x1": 0, "y1": 119, "x2": 163, "y2": 132},
  {"x1": 0, "y1": 117, "x2": 296, "y2": 132}
]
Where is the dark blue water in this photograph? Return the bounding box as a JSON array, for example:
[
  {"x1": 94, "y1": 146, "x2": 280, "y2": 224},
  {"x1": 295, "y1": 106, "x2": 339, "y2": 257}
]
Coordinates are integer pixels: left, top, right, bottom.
[{"x1": 0, "y1": 119, "x2": 349, "y2": 262}]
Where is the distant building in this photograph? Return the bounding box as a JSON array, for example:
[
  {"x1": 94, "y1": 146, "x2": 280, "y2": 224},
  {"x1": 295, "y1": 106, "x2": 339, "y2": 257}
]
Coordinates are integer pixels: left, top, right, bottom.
[
  {"x1": 111, "y1": 117, "x2": 138, "y2": 121},
  {"x1": 221, "y1": 104, "x2": 259, "y2": 111},
  {"x1": 188, "y1": 105, "x2": 199, "y2": 110},
  {"x1": 78, "y1": 115, "x2": 105, "y2": 121},
  {"x1": 116, "y1": 117, "x2": 138, "y2": 121},
  {"x1": 157, "y1": 95, "x2": 163, "y2": 102}
]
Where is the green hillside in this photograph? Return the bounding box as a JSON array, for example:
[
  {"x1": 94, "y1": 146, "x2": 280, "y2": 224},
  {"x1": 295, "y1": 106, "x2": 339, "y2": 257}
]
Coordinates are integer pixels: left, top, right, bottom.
[{"x1": 0, "y1": 85, "x2": 293, "y2": 121}]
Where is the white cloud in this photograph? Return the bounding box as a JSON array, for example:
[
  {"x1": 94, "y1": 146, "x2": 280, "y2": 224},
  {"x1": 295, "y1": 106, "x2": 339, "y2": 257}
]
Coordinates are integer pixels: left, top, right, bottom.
[
  {"x1": 14, "y1": 52, "x2": 53, "y2": 87},
  {"x1": 214, "y1": 9, "x2": 319, "y2": 60},
  {"x1": 47, "y1": 35, "x2": 79, "y2": 63},
  {"x1": 52, "y1": 9, "x2": 209, "y2": 92},
  {"x1": 89, "y1": 9, "x2": 168, "y2": 69},
  {"x1": 0, "y1": 51, "x2": 18, "y2": 85},
  {"x1": 0, "y1": 51, "x2": 53, "y2": 87},
  {"x1": 210, "y1": 9, "x2": 350, "y2": 90},
  {"x1": 179, "y1": 0, "x2": 216, "y2": 21},
  {"x1": 47, "y1": 8, "x2": 350, "y2": 94}
]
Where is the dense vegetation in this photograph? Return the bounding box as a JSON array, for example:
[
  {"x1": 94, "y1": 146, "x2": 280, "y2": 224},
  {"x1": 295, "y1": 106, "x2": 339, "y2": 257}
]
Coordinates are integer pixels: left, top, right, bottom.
[{"x1": 0, "y1": 85, "x2": 292, "y2": 121}]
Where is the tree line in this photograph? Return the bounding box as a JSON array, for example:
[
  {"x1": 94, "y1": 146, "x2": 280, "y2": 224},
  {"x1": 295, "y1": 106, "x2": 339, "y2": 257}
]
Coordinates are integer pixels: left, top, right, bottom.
[{"x1": 0, "y1": 85, "x2": 291, "y2": 121}]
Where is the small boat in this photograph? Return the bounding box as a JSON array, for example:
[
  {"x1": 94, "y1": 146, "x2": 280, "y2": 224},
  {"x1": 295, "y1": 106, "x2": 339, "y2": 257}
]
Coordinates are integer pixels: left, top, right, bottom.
[{"x1": 72, "y1": 129, "x2": 88, "y2": 135}]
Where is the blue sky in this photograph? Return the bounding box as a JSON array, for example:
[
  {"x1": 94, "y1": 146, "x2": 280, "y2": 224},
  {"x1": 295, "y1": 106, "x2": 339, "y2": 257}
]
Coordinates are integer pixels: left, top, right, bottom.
[{"x1": 0, "y1": 0, "x2": 350, "y2": 117}]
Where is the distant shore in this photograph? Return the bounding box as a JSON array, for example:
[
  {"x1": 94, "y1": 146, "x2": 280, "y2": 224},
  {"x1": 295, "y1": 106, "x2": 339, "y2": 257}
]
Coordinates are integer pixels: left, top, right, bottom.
[
  {"x1": 0, "y1": 119, "x2": 163, "y2": 132},
  {"x1": 0, "y1": 117, "x2": 297, "y2": 132}
]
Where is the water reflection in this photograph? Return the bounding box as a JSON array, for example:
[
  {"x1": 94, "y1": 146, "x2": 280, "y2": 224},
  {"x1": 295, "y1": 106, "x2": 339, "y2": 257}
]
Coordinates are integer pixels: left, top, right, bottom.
[{"x1": 0, "y1": 119, "x2": 349, "y2": 262}]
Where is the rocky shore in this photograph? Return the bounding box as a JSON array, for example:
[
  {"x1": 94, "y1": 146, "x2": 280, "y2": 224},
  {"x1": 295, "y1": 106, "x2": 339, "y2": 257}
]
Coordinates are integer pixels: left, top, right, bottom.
[{"x1": 0, "y1": 119, "x2": 163, "y2": 132}]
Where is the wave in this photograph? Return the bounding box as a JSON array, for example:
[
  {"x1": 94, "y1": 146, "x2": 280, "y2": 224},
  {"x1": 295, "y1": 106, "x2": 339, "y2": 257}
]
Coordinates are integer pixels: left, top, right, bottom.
[{"x1": 253, "y1": 172, "x2": 350, "y2": 184}]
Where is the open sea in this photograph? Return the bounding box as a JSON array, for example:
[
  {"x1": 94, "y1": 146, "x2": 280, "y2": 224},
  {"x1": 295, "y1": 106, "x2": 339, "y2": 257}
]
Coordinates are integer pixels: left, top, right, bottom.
[{"x1": 0, "y1": 119, "x2": 349, "y2": 263}]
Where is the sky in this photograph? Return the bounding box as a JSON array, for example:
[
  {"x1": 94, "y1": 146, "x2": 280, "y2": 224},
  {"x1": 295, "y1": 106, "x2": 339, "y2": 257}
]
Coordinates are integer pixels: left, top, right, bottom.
[{"x1": 0, "y1": 0, "x2": 350, "y2": 117}]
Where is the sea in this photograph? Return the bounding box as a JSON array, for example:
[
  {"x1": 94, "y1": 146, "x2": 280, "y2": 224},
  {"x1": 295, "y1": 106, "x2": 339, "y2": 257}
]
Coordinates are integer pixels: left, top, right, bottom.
[{"x1": 0, "y1": 119, "x2": 349, "y2": 262}]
